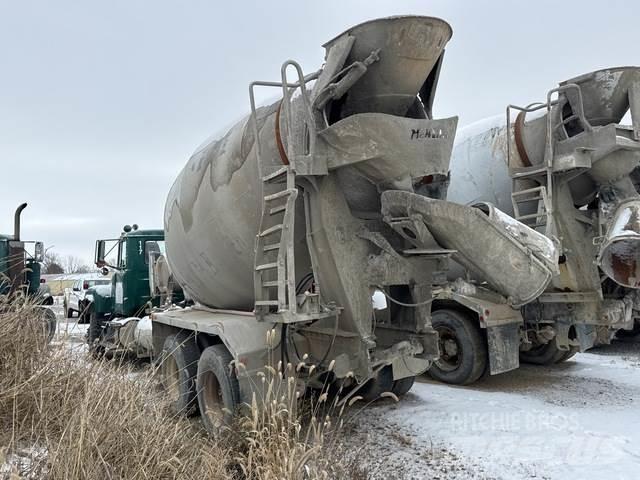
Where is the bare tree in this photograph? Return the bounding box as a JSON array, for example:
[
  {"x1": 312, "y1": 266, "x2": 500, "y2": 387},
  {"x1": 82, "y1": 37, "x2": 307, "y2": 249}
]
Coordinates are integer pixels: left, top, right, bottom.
[
  {"x1": 62, "y1": 255, "x2": 92, "y2": 274},
  {"x1": 42, "y1": 251, "x2": 64, "y2": 274}
]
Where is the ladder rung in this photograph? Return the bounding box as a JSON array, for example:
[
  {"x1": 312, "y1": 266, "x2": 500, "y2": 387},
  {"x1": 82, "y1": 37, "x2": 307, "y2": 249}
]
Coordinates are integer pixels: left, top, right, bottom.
[
  {"x1": 264, "y1": 189, "x2": 297, "y2": 202},
  {"x1": 255, "y1": 300, "x2": 279, "y2": 306},
  {"x1": 262, "y1": 166, "x2": 288, "y2": 183},
  {"x1": 263, "y1": 243, "x2": 280, "y2": 252},
  {"x1": 513, "y1": 196, "x2": 544, "y2": 203},
  {"x1": 255, "y1": 262, "x2": 278, "y2": 271},
  {"x1": 262, "y1": 280, "x2": 279, "y2": 287},
  {"x1": 269, "y1": 205, "x2": 286, "y2": 215},
  {"x1": 512, "y1": 187, "x2": 546, "y2": 196},
  {"x1": 516, "y1": 213, "x2": 547, "y2": 221},
  {"x1": 511, "y1": 167, "x2": 547, "y2": 178},
  {"x1": 259, "y1": 224, "x2": 283, "y2": 237}
]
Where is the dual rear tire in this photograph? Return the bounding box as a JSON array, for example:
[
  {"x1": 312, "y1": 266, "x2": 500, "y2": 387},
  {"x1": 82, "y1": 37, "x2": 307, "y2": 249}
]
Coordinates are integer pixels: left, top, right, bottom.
[{"x1": 160, "y1": 335, "x2": 240, "y2": 435}]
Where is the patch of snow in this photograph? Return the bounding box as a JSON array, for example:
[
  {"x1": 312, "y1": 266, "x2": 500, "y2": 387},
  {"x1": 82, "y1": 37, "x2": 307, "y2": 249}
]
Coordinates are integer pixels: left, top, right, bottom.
[{"x1": 357, "y1": 344, "x2": 640, "y2": 479}]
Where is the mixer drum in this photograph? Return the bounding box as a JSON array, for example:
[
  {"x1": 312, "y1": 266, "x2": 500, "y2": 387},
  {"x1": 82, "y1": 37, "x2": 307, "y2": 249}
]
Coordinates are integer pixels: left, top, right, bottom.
[{"x1": 164, "y1": 16, "x2": 454, "y2": 310}]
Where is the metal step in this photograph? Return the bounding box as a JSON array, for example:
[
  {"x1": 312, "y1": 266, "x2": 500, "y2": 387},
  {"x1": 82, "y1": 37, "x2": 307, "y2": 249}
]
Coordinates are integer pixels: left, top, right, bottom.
[
  {"x1": 262, "y1": 166, "x2": 289, "y2": 183},
  {"x1": 513, "y1": 196, "x2": 544, "y2": 203},
  {"x1": 269, "y1": 205, "x2": 286, "y2": 215},
  {"x1": 512, "y1": 186, "x2": 547, "y2": 196},
  {"x1": 262, "y1": 280, "x2": 279, "y2": 287},
  {"x1": 516, "y1": 213, "x2": 548, "y2": 221},
  {"x1": 510, "y1": 166, "x2": 547, "y2": 179},
  {"x1": 259, "y1": 224, "x2": 283, "y2": 237},
  {"x1": 255, "y1": 262, "x2": 278, "y2": 271},
  {"x1": 263, "y1": 243, "x2": 280, "y2": 252},
  {"x1": 264, "y1": 189, "x2": 297, "y2": 202}
]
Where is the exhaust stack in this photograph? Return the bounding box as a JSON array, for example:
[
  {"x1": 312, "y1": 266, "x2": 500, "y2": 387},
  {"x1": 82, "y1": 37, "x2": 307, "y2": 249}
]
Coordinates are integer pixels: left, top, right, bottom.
[{"x1": 13, "y1": 203, "x2": 27, "y2": 241}]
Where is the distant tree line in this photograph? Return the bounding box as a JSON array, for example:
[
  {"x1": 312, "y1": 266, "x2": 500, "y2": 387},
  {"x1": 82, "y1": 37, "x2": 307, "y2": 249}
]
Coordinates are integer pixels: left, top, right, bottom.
[{"x1": 42, "y1": 251, "x2": 93, "y2": 274}]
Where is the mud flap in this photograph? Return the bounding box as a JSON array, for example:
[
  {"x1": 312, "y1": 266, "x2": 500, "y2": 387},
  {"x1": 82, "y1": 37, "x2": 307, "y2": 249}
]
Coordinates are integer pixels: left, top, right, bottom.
[{"x1": 487, "y1": 323, "x2": 520, "y2": 375}]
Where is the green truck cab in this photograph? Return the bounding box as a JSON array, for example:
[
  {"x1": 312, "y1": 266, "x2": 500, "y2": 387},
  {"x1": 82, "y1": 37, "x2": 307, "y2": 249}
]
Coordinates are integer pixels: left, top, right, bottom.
[
  {"x1": 1, "y1": 203, "x2": 55, "y2": 340},
  {"x1": 1, "y1": 204, "x2": 49, "y2": 300},
  {"x1": 85, "y1": 225, "x2": 165, "y2": 350}
]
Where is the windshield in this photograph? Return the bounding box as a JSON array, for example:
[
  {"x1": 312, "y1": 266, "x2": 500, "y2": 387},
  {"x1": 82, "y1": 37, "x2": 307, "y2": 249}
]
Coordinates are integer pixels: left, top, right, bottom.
[{"x1": 85, "y1": 279, "x2": 110, "y2": 288}]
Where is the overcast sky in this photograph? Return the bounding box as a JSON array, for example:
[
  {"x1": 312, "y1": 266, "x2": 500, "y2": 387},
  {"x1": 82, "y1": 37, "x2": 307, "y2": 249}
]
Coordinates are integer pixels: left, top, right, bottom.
[{"x1": 1, "y1": 0, "x2": 638, "y2": 265}]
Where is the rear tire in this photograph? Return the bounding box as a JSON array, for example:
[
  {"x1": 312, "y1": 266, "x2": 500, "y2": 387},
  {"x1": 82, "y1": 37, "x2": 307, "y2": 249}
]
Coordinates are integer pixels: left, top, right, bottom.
[
  {"x1": 360, "y1": 365, "x2": 394, "y2": 402},
  {"x1": 160, "y1": 333, "x2": 200, "y2": 416},
  {"x1": 77, "y1": 303, "x2": 87, "y2": 323},
  {"x1": 617, "y1": 321, "x2": 640, "y2": 338},
  {"x1": 520, "y1": 341, "x2": 574, "y2": 365},
  {"x1": 429, "y1": 309, "x2": 487, "y2": 385},
  {"x1": 87, "y1": 308, "x2": 106, "y2": 357},
  {"x1": 391, "y1": 375, "x2": 416, "y2": 397},
  {"x1": 39, "y1": 307, "x2": 56, "y2": 343},
  {"x1": 196, "y1": 345, "x2": 240, "y2": 436},
  {"x1": 554, "y1": 346, "x2": 578, "y2": 363},
  {"x1": 64, "y1": 301, "x2": 73, "y2": 319}
]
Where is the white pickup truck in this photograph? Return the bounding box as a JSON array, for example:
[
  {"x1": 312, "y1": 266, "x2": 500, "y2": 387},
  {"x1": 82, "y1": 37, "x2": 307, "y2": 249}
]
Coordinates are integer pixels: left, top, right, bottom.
[{"x1": 63, "y1": 277, "x2": 110, "y2": 320}]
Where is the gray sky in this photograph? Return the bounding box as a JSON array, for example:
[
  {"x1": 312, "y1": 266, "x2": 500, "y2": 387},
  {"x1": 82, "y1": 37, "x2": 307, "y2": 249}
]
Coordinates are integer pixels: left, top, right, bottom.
[{"x1": 1, "y1": 0, "x2": 638, "y2": 265}]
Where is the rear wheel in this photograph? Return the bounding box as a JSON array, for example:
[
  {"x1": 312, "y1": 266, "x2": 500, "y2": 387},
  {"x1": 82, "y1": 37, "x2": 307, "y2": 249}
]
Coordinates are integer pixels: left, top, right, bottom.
[
  {"x1": 64, "y1": 301, "x2": 73, "y2": 319},
  {"x1": 429, "y1": 309, "x2": 487, "y2": 385},
  {"x1": 555, "y1": 347, "x2": 578, "y2": 363},
  {"x1": 160, "y1": 333, "x2": 200, "y2": 416},
  {"x1": 87, "y1": 308, "x2": 106, "y2": 356},
  {"x1": 196, "y1": 345, "x2": 240, "y2": 436},
  {"x1": 617, "y1": 321, "x2": 640, "y2": 338},
  {"x1": 391, "y1": 375, "x2": 416, "y2": 397},
  {"x1": 360, "y1": 365, "x2": 394, "y2": 402},
  {"x1": 38, "y1": 307, "x2": 56, "y2": 343},
  {"x1": 77, "y1": 303, "x2": 87, "y2": 323},
  {"x1": 520, "y1": 341, "x2": 575, "y2": 365}
]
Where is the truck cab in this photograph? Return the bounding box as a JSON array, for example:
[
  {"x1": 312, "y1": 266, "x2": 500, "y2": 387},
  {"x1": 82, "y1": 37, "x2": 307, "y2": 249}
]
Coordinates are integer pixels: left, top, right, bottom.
[
  {"x1": 85, "y1": 225, "x2": 164, "y2": 351},
  {"x1": 88, "y1": 225, "x2": 165, "y2": 319},
  {"x1": 1, "y1": 203, "x2": 55, "y2": 340},
  {"x1": 1, "y1": 204, "x2": 49, "y2": 301}
]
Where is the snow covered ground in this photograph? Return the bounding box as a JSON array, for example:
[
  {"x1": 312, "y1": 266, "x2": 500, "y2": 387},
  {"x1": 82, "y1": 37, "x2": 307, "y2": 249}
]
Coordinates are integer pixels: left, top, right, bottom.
[{"x1": 352, "y1": 339, "x2": 640, "y2": 479}]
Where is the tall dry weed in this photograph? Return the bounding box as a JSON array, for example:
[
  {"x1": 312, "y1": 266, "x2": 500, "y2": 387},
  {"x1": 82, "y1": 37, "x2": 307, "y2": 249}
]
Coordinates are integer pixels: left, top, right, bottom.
[{"x1": 0, "y1": 294, "x2": 355, "y2": 479}]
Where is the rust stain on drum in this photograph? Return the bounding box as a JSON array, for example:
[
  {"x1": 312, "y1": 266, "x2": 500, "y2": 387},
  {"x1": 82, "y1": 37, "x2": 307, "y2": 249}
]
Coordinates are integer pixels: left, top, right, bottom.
[
  {"x1": 514, "y1": 111, "x2": 532, "y2": 167},
  {"x1": 275, "y1": 101, "x2": 289, "y2": 165}
]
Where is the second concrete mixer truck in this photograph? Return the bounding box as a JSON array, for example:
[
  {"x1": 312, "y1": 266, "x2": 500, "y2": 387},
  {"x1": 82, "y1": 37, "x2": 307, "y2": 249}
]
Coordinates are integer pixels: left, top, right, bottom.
[{"x1": 430, "y1": 66, "x2": 640, "y2": 385}]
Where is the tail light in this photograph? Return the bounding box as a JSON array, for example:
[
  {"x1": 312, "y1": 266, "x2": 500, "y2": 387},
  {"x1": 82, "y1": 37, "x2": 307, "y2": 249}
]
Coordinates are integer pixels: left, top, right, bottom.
[{"x1": 83, "y1": 282, "x2": 89, "y2": 289}]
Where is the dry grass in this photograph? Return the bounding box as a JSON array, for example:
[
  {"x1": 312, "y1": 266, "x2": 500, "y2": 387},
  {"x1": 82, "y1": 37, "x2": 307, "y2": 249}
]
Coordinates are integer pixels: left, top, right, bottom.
[{"x1": 0, "y1": 293, "x2": 355, "y2": 480}]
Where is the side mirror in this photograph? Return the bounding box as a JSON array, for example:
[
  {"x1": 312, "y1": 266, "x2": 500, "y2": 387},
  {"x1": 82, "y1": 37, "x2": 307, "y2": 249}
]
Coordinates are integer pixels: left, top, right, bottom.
[
  {"x1": 95, "y1": 240, "x2": 105, "y2": 266},
  {"x1": 101, "y1": 266, "x2": 110, "y2": 276},
  {"x1": 34, "y1": 242, "x2": 44, "y2": 262}
]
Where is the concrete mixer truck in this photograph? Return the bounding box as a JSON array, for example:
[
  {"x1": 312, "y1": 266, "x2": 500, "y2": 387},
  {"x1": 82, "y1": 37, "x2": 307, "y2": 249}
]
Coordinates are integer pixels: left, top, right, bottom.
[
  {"x1": 427, "y1": 66, "x2": 640, "y2": 384},
  {"x1": 85, "y1": 16, "x2": 562, "y2": 432},
  {"x1": 147, "y1": 16, "x2": 458, "y2": 433},
  {"x1": 138, "y1": 15, "x2": 565, "y2": 434}
]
